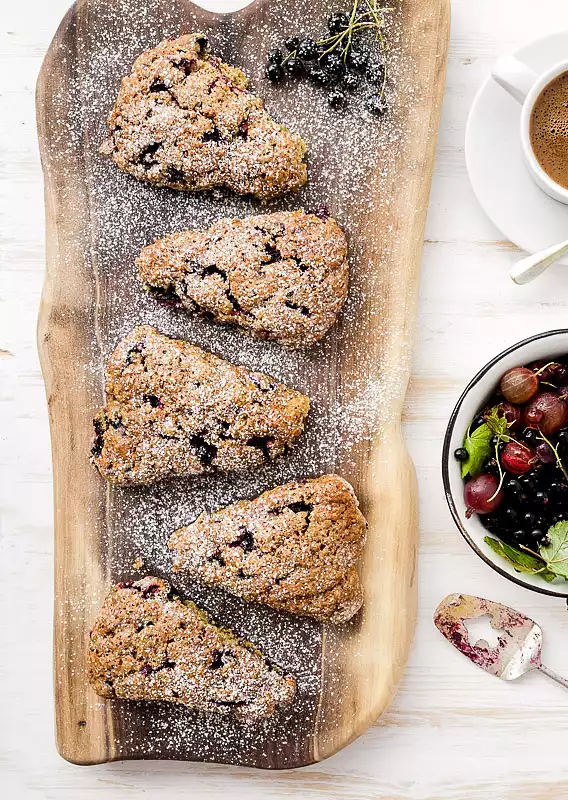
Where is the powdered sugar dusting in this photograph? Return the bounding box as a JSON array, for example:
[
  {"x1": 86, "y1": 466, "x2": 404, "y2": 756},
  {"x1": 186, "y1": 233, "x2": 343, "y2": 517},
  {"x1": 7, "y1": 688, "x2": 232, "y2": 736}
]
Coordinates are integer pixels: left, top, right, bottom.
[{"x1": 42, "y1": 0, "x2": 425, "y2": 767}]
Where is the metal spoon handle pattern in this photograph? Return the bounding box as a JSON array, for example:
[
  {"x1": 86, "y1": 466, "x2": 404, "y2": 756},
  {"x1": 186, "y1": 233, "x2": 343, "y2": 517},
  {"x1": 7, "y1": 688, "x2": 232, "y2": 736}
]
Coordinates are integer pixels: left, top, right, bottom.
[
  {"x1": 510, "y1": 238, "x2": 568, "y2": 285},
  {"x1": 538, "y1": 662, "x2": 568, "y2": 690}
]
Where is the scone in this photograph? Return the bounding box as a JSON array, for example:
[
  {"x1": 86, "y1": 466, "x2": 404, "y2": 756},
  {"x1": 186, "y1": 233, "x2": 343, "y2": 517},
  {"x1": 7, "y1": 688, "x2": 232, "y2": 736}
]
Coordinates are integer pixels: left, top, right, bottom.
[
  {"x1": 91, "y1": 326, "x2": 310, "y2": 485},
  {"x1": 88, "y1": 577, "x2": 296, "y2": 721},
  {"x1": 169, "y1": 475, "x2": 367, "y2": 624},
  {"x1": 100, "y1": 33, "x2": 307, "y2": 200},
  {"x1": 137, "y1": 211, "x2": 349, "y2": 347}
]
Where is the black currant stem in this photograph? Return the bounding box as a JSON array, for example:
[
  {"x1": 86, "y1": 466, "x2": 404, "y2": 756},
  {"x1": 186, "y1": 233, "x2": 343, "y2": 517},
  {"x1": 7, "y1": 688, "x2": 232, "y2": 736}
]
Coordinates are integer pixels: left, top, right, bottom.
[
  {"x1": 533, "y1": 361, "x2": 558, "y2": 377},
  {"x1": 488, "y1": 440, "x2": 505, "y2": 503},
  {"x1": 377, "y1": 28, "x2": 388, "y2": 99},
  {"x1": 537, "y1": 431, "x2": 568, "y2": 482},
  {"x1": 277, "y1": 0, "x2": 391, "y2": 102},
  {"x1": 318, "y1": 21, "x2": 385, "y2": 58},
  {"x1": 280, "y1": 50, "x2": 295, "y2": 67},
  {"x1": 343, "y1": 0, "x2": 360, "y2": 63},
  {"x1": 366, "y1": 0, "x2": 391, "y2": 98}
]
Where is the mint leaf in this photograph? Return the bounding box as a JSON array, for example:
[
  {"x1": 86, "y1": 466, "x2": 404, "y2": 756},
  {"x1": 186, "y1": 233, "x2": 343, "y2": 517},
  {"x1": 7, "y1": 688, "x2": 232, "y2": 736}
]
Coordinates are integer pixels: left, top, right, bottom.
[
  {"x1": 540, "y1": 522, "x2": 568, "y2": 579},
  {"x1": 461, "y1": 423, "x2": 493, "y2": 479},
  {"x1": 461, "y1": 406, "x2": 512, "y2": 479},
  {"x1": 484, "y1": 406, "x2": 509, "y2": 439},
  {"x1": 484, "y1": 536, "x2": 556, "y2": 580}
]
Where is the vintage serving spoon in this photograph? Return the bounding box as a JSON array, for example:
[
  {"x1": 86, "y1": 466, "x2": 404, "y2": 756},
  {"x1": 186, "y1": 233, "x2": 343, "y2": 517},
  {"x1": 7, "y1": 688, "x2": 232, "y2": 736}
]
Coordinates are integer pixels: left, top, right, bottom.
[
  {"x1": 434, "y1": 593, "x2": 568, "y2": 689},
  {"x1": 509, "y1": 237, "x2": 568, "y2": 285}
]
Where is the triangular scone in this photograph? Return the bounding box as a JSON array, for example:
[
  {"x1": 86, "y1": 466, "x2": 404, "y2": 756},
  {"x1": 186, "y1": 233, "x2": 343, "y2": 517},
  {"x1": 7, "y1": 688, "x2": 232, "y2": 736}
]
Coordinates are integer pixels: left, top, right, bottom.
[
  {"x1": 100, "y1": 33, "x2": 307, "y2": 200},
  {"x1": 88, "y1": 577, "x2": 296, "y2": 721},
  {"x1": 169, "y1": 475, "x2": 367, "y2": 624},
  {"x1": 137, "y1": 211, "x2": 349, "y2": 347},
  {"x1": 91, "y1": 326, "x2": 310, "y2": 485}
]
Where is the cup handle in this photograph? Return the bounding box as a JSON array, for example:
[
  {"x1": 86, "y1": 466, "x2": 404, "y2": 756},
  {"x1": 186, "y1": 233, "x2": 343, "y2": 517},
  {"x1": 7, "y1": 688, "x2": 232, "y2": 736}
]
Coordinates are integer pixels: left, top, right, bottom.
[{"x1": 491, "y1": 55, "x2": 537, "y2": 104}]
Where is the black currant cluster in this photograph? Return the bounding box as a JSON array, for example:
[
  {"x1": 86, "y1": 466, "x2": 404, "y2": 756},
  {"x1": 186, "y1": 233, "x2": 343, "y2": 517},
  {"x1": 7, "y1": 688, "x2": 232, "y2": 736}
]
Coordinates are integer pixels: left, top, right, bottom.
[
  {"x1": 479, "y1": 462, "x2": 568, "y2": 550},
  {"x1": 466, "y1": 420, "x2": 568, "y2": 550},
  {"x1": 265, "y1": 11, "x2": 387, "y2": 115}
]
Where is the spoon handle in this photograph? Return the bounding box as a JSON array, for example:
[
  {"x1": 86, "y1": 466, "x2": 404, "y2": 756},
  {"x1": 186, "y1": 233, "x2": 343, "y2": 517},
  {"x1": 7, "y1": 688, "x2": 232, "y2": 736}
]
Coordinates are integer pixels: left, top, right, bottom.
[
  {"x1": 538, "y1": 662, "x2": 568, "y2": 690},
  {"x1": 509, "y1": 238, "x2": 568, "y2": 285}
]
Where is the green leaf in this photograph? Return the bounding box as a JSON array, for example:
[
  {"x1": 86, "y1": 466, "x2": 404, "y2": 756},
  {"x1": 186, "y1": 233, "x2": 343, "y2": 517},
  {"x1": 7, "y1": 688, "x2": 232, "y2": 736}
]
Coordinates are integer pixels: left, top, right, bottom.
[
  {"x1": 484, "y1": 537, "x2": 556, "y2": 580},
  {"x1": 461, "y1": 423, "x2": 493, "y2": 479},
  {"x1": 460, "y1": 406, "x2": 513, "y2": 479},
  {"x1": 540, "y1": 522, "x2": 568, "y2": 579},
  {"x1": 484, "y1": 406, "x2": 509, "y2": 439}
]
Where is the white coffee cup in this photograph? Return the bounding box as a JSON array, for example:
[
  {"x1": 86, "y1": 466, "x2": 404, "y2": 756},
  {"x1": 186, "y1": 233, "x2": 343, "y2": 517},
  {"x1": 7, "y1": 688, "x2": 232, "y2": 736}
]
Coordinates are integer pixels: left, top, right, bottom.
[{"x1": 491, "y1": 55, "x2": 568, "y2": 205}]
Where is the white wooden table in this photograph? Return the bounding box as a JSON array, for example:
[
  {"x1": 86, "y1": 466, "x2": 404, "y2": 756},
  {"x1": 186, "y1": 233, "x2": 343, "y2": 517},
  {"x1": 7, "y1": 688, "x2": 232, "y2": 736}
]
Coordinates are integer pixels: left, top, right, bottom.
[{"x1": 3, "y1": 1, "x2": 568, "y2": 797}]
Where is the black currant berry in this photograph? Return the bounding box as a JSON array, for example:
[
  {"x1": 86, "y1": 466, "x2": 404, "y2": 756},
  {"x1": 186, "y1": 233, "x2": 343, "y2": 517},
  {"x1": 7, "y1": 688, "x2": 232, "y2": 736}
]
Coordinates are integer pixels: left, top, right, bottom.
[
  {"x1": 342, "y1": 72, "x2": 359, "y2": 91},
  {"x1": 309, "y1": 66, "x2": 331, "y2": 86},
  {"x1": 266, "y1": 63, "x2": 284, "y2": 83},
  {"x1": 558, "y1": 430, "x2": 568, "y2": 457},
  {"x1": 328, "y1": 90, "x2": 347, "y2": 108},
  {"x1": 489, "y1": 436, "x2": 505, "y2": 454},
  {"x1": 367, "y1": 63, "x2": 386, "y2": 86},
  {"x1": 523, "y1": 428, "x2": 540, "y2": 445},
  {"x1": 348, "y1": 49, "x2": 369, "y2": 71},
  {"x1": 285, "y1": 57, "x2": 305, "y2": 78},
  {"x1": 520, "y1": 474, "x2": 536, "y2": 491},
  {"x1": 503, "y1": 507, "x2": 518, "y2": 524},
  {"x1": 268, "y1": 48, "x2": 283, "y2": 65},
  {"x1": 328, "y1": 12, "x2": 350, "y2": 35},
  {"x1": 324, "y1": 53, "x2": 344, "y2": 78},
  {"x1": 522, "y1": 427, "x2": 539, "y2": 445},
  {"x1": 285, "y1": 36, "x2": 300, "y2": 52},
  {"x1": 454, "y1": 448, "x2": 469, "y2": 462},
  {"x1": 298, "y1": 38, "x2": 318, "y2": 60},
  {"x1": 366, "y1": 94, "x2": 387, "y2": 116},
  {"x1": 523, "y1": 511, "x2": 536, "y2": 528}
]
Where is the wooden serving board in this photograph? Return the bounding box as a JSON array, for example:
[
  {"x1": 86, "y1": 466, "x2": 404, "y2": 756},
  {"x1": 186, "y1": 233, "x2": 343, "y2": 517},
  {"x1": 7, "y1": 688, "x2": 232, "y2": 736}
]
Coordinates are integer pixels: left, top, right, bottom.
[{"x1": 37, "y1": 0, "x2": 449, "y2": 769}]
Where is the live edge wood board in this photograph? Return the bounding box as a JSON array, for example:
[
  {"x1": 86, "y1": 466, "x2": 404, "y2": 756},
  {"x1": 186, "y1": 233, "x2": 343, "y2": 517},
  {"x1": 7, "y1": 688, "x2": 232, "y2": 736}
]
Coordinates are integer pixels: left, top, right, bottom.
[{"x1": 36, "y1": 0, "x2": 449, "y2": 769}]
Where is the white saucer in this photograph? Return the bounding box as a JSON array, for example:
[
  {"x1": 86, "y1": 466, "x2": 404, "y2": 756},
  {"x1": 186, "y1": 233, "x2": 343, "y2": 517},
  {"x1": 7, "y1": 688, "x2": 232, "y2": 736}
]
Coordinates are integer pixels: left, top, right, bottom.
[{"x1": 465, "y1": 31, "x2": 568, "y2": 266}]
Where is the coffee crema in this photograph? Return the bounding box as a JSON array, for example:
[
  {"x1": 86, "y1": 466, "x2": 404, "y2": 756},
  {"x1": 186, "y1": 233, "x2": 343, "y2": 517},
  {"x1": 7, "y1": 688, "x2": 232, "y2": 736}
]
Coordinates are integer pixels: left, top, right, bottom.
[{"x1": 530, "y1": 71, "x2": 568, "y2": 190}]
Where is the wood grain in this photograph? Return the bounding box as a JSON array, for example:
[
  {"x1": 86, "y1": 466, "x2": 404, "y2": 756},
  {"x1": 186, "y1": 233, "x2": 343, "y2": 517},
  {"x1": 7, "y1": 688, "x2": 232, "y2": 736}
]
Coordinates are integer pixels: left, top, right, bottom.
[{"x1": 36, "y1": 0, "x2": 449, "y2": 769}]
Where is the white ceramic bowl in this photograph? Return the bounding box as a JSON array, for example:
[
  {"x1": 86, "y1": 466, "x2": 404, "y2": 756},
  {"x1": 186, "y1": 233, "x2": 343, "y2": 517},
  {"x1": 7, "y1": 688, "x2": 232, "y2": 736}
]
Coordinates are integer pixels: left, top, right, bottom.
[{"x1": 442, "y1": 329, "x2": 568, "y2": 597}]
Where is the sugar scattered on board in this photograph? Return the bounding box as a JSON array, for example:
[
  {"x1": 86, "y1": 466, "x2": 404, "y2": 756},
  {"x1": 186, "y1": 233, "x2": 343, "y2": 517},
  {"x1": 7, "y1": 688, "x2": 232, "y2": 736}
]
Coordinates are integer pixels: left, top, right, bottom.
[{"x1": 47, "y1": 0, "x2": 419, "y2": 764}]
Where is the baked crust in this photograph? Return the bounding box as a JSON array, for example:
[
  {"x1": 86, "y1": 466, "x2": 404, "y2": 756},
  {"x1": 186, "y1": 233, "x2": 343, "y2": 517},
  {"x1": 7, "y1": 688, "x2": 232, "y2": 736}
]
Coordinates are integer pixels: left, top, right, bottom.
[
  {"x1": 169, "y1": 475, "x2": 367, "y2": 623},
  {"x1": 100, "y1": 33, "x2": 307, "y2": 200},
  {"x1": 88, "y1": 577, "x2": 296, "y2": 721},
  {"x1": 91, "y1": 326, "x2": 310, "y2": 485},
  {"x1": 137, "y1": 211, "x2": 349, "y2": 347}
]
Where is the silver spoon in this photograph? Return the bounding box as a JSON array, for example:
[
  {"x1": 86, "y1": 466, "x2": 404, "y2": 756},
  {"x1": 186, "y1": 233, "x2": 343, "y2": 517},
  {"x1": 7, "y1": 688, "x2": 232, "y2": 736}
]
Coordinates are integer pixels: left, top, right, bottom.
[
  {"x1": 509, "y1": 237, "x2": 568, "y2": 285},
  {"x1": 434, "y1": 593, "x2": 568, "y2": 689}
]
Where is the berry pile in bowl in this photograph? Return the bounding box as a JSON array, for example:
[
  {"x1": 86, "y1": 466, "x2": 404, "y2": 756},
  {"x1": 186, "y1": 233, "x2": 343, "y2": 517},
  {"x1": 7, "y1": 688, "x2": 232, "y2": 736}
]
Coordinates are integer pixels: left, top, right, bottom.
[{"x1": 443, "y1": 330, "x2": 568, "y2": 596}]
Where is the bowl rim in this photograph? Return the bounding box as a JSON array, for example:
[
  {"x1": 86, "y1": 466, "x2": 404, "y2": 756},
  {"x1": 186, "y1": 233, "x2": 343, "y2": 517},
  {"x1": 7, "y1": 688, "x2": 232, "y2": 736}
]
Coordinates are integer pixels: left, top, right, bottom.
[{"x1": 442, "y1": 328, "x2": 568, "y2": 598}]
